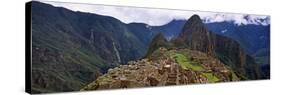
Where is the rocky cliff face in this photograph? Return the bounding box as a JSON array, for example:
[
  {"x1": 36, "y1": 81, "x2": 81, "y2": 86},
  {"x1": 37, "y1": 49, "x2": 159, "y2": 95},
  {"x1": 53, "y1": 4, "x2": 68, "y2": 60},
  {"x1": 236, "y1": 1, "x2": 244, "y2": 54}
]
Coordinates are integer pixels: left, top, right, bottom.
[
  {"x1": 30, "y1": 1, "x2": 149, "y2": 93},
  {"x1": 81, "y1": 48, "x2": 239, "y2": 90}
]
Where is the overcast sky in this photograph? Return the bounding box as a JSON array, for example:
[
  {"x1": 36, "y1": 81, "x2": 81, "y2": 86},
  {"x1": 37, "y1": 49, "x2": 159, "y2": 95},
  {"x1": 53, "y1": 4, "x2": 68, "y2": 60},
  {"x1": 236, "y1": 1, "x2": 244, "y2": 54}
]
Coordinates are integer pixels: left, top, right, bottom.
[{"x1": 38, "y1": 0, "x2": 270, "y2": 26}]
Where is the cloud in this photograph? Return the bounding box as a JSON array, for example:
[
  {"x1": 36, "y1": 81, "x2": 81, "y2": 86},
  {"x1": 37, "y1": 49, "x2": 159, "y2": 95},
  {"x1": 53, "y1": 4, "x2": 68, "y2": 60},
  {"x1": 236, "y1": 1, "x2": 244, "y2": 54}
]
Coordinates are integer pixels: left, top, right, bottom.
[
  {"x1": 203, "y1": 14, "x2": 270, "y2": 25},
  {"x1": 38, "y1": 0, "x2": 270, "y2": 26}
]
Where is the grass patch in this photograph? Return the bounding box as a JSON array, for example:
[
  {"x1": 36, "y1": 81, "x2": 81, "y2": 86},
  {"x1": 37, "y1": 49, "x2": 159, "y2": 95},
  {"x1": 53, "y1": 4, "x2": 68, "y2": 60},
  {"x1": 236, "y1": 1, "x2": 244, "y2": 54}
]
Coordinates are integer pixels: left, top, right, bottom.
[
  {"x1": 231, "y1": 71, "x2": 240, "y2": 81},
  {"x1": 202, "y1": 73, "x2": 220, "y2": 82},
  {"x1": 174, "y1": 53, "x2": 204, "y2": 71}
]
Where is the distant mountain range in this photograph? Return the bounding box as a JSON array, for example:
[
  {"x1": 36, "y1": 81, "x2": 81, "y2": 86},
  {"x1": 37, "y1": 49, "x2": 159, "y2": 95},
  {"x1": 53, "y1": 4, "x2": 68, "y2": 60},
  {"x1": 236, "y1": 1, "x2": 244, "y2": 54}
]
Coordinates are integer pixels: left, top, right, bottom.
[{"x1": 29, "y1": 1, "x2": 270, "y2": 93}]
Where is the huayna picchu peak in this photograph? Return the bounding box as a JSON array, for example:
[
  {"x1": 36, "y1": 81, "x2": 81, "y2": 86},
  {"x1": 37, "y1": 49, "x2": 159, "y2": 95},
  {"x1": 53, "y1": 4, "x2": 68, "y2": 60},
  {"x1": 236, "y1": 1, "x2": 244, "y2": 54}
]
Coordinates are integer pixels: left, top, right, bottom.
[{"x1": 174, "y1": 15, "x2": 263, "y2": 80}]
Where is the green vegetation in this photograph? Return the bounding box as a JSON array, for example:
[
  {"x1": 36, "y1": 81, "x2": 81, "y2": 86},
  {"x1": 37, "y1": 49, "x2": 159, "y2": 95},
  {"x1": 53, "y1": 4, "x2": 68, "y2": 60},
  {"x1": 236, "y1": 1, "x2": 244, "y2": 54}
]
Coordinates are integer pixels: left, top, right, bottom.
[
  {"x1": 174, "y1": 53, "x2": 204, "y2": 71},
  {"x1": 231, "y1": 71, "x2": 240, "y2": 81},
  {"x1": 202, "y1": 73, "x2": 220, "y2": 82}
]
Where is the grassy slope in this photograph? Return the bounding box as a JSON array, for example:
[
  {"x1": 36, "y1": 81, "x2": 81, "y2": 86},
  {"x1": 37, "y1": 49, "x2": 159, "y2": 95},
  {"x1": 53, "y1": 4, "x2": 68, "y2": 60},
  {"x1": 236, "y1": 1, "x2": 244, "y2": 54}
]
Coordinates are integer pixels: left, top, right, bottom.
[
  {"x1": 174, "y1": 53, "x2": 204, "y2": 71},
  {"x1": 202, "y1": 73, "x2": 220, "y2": 82}
]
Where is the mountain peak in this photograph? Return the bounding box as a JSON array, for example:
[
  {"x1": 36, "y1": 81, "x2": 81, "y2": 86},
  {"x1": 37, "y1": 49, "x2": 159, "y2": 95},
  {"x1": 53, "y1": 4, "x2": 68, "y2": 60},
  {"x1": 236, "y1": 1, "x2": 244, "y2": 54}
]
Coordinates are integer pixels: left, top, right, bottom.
[
  {"x1": 187, "y1": 14, "x2": 203, "y2": 24},
  {"x1": 144, "y1": 32, "x2": 170, "y2": 58},
  {"x1": 189, "y1": 14, "x2": 201, "y2": 20},
  {"x1": 176, "y1": 14, "x2": 208, "y2": 45},
  {"x1": 183, "y1": 14, "x2": 205, "y2": 31}
]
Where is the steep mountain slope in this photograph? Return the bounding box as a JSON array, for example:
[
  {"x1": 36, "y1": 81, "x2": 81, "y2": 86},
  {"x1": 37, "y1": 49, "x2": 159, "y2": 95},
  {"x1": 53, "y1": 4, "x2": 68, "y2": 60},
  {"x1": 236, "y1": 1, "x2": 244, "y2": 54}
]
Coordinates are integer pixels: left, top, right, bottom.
[
  {"x1": 81, "y1": 48, "x2": 239, "y2": 90},
  {"x1": 31, "y1": 1, "x2": 149, "y2": 93},
  {"x1": 126, "y1": 23, "x2": 155, "y2": 47},
  {"x1": 206, "y1": 22, "x2": 270, "y2": 64},
  {"x1": 174, "y1": 15, "x2": 263, "y2": 79}
]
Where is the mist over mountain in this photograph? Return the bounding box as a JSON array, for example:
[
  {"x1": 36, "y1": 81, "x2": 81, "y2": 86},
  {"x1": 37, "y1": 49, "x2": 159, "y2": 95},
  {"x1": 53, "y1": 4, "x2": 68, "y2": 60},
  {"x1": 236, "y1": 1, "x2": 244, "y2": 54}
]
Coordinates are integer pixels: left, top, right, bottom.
[{"x1": 202, "y1": 14, "x2": 270, "y2": 26}]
